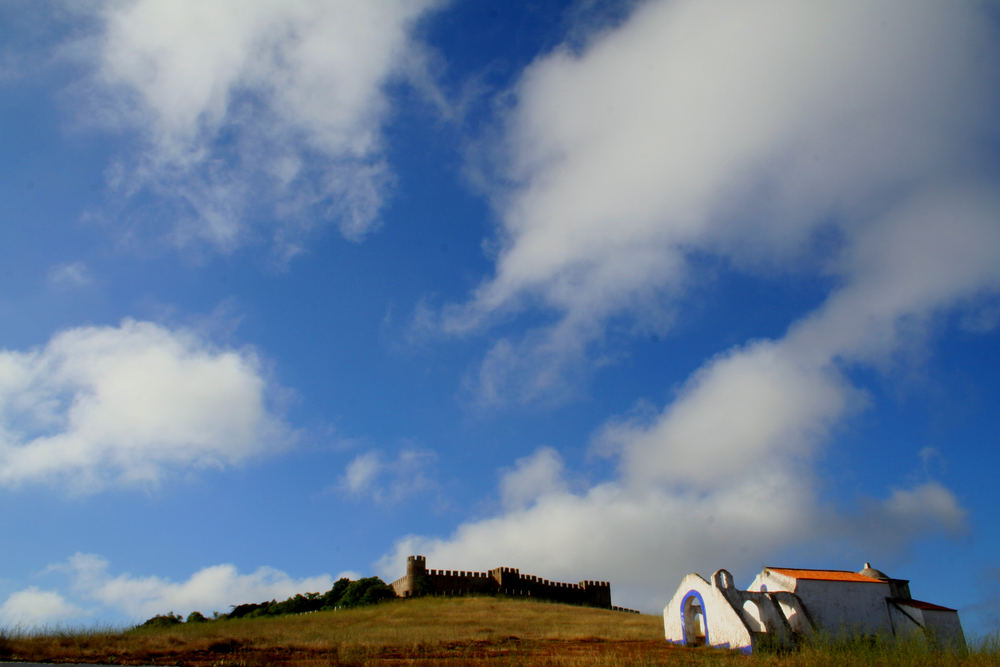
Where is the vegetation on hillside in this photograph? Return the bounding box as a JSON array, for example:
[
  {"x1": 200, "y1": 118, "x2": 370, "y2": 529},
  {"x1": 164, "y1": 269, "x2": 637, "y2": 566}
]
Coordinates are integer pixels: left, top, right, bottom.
[
  {"x1": 1, "y1": 596, "x2": 996, "y2": 666},
  {"x1": 0, "y1": 596, "x2": 669, "y2": 665},
  {"x1": 138, "y1": 575, "x2": 395, "y2": 628}
]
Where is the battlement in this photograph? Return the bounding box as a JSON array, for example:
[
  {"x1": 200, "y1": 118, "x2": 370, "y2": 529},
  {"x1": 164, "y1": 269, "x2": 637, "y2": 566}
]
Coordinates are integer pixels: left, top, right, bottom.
[
  {"x1": 427, "y1": 569, "x2": 490, "y2": 578},
  {"x1": 390, "y1": 556, "x2": 618, "y2": 611}
]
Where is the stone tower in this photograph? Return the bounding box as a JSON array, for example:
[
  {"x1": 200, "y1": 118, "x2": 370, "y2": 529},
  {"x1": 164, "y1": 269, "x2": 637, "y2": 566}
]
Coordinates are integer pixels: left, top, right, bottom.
[
  {"x1": 407, "y1": 554, "x2": 427, "y2": 579},
  {"x1": 391, "y1": 554, "x2": 427, "y2": 597}
]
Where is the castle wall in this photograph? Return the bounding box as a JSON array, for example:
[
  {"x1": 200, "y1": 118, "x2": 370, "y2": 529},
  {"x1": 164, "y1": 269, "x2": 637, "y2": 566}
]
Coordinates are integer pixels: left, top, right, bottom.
[{"x1": 391, "y1": 555, "x2": 620, "y2": 610}]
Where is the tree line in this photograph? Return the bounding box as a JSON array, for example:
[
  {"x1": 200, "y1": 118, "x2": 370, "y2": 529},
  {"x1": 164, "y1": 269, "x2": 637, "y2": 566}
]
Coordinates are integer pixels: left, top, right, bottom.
[{"x1": 139, "y1": 576, "x2": 395, "y2": 628}]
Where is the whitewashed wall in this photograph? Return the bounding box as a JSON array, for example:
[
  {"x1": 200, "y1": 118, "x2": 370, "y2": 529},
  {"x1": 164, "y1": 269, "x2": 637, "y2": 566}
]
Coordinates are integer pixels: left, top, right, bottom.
[{"x1": 663, "y1": 573, "x2": 753, "y2": 651}]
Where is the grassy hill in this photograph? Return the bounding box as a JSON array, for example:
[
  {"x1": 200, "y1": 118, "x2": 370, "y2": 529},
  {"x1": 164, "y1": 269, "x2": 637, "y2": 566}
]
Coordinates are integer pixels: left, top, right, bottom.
[{"x1": 2, "y1": 596, "x2": 997, "y2": 665}]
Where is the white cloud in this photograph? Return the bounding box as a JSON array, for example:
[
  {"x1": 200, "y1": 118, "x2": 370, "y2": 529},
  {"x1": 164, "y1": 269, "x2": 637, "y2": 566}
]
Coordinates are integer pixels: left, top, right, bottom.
[
  {"x1": 447, "y1": 0, "x2": 999, "y2": 398},
  {"x1": 0, "y1": 587, "x2": 81, "y2": 628},
  {"x1": 53, "y1": 553, "x2": 343, "y2": 622},
  {"x1": 338, "y1": 447, "x2": 436, "y2": 505},
  {"x1": 342, "y1": 451, "x2": 382, "y2": 495},
  {"x1": 819, "y1": 482, "x2": 969, "y2": 560},
  {"x1": 381, "y1": 474, "x2": 966, "y2": 612},
  {"x1": 74, "y1": 0, "x2": 444, "y2": 254},
  {"x1": 48, "y1": 261, "x2": 94, "y2": 288},
  {"x1": 499, "y1": 446, "x2": 568, "y2": 511},
  {"x1": 390, "y1": 0, "x2": 999, "y2": 610},
  {"x1": 600, "y1": 341, "x2": 857, "y2": 490},
  {"x1": 872, "y1": 482, "x2": 967, "y2": 537},
  {"x1": 416, "y1": 186, "x2": 995, "y2": 607},
  {"x1": 0, "y1": 319, "x2": 290, "y2": 491},
  {"x1": 469, "y1": 319, "x2": 598, "y2": 406}
]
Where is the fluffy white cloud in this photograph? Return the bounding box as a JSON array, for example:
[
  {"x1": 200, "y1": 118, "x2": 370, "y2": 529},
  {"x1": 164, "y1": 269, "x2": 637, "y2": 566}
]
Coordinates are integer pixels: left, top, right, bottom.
[
  {"x1": 381, "y1": 474, "x2": 966, "y2": 612},
  {"x1": 0, "y1": 319, "x2": 290, "y2": 491},
  {"x1": 601, "y1": 341, "x2": 856, "y2": 490},
  {"x1": 392, "y1": 0, "x2": 998, "y2": 609},
  {"x1": 78, "y1": 0, "x2": 444, "y2": 253},
  {"x1": 48, "y1": 553, "x2": 344, "y2": 623},
  {"x1": 0, "y1": 587, "x2": 81, "y2": 628},
  {"x1": 601, "y1": 184, "x2": 1000, "y2": 493},
  {"x1": 499, "y1": 446, "x2": 568, "y2": 511},
  {"x1": 1, "y1": 555, "x2": 357, "y2": 629},
  {"x1": 448, "y1": 0, "x2": 999, "y2": 396}
]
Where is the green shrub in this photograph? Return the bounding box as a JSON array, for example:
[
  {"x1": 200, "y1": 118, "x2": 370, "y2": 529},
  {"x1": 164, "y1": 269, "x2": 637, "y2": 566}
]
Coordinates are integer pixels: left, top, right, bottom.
[
  {"x1": 336, "y1": 577, "x2": 396, "y2": 608},
  {"x1": 321, "y1": 577, "x2": 352, "y2": 609},
  {"x1": 139, "y1": 612, "x2": 182, "y2": 629},
  {"x1": 219, "y1": 576, "x2": 394, "y2": 620},
  {"x1": 227, "y1": 601, "x2": 269, "y2": 619},
  {"x1": 185, "y1": 611, "x2": 208, "y2": 624}
]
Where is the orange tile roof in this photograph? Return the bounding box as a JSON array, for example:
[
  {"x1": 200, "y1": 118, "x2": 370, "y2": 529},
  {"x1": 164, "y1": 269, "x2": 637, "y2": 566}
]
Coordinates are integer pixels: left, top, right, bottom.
[
  {"x1": 892, "y1": 598, "x2": 956, "y2": 612},
  {"x1": 767, "y1": 567, "x2": 884, "y2": 583}
]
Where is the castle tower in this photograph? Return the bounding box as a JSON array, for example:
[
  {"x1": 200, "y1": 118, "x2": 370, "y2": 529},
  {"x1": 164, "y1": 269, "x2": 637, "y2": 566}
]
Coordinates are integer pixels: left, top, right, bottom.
[
  {"x1": 392, "y1": 555, "x2": 427, "y2": 598},
  {"x1": 407, "y1": 554, "x2": 427, "y2": 579}
]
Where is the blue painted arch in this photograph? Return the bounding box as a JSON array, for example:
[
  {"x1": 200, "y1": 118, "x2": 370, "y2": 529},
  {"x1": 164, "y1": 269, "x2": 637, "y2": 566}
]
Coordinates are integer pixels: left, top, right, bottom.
[{"x1": 680, "y1": 589, "x2": 709, "y2": 646}]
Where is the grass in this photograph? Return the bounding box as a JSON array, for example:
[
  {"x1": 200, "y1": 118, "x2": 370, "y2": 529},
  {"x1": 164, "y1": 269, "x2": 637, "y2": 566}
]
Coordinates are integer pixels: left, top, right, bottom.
[
  {"x1": 0, "y1": 597, "x2": 674, "y2": 666},
  {"x1": 1, "y1": 596, "x2": 998, "y2": 665},
  {"x1": 751, "y1": 631, "x2": 1000, "y2": 667}
]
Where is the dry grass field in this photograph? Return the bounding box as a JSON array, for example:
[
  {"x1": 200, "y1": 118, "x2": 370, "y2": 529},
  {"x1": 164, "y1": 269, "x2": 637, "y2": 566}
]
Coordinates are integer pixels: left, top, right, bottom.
[{"x1": 2, "y1": 596, "x2": 997, "y2": 666}]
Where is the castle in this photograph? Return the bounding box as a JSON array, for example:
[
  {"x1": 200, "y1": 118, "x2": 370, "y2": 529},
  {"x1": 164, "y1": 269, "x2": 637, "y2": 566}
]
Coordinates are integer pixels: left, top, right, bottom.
[{"x1": 390, "y1": 555, "x2": 636, "y2": 612}]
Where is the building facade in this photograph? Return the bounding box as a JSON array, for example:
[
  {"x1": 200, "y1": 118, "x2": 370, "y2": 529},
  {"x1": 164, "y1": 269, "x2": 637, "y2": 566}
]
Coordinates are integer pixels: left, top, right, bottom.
[{"x1": 663, "y1": 563, "x2": 964, "y2": 653}]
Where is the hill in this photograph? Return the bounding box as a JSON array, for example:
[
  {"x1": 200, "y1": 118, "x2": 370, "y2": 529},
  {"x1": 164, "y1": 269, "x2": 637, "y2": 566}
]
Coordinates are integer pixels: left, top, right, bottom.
[
  {"x1": 2, "y1": 597, "x2": 666, "y2": 666},
  {"x1": 2, "y1": 596, "x2": 996, "y2": 665}
]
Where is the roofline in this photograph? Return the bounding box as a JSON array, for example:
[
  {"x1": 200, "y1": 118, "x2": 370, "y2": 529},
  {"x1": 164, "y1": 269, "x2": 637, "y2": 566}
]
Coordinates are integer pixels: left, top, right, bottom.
[
  {"x1": 766, "y1": 566, "x2": 863, "y2": 573},
  {"x1": 890, "y1": 598, "x2": 957, "y2": 613},
  {"x1": 765, "y1": 566, "x2": 910, "y2": 583},
  {"x1": 764, "y1": 567, "x2": 886, "y2": 583}
]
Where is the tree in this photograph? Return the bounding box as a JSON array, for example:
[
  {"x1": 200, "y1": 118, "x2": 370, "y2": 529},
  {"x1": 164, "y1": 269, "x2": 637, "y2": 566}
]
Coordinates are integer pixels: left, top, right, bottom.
[
  {"x1": 322, "y1": 577, "x2": 352, "y2": 609},
  {"x1": 337, "y1": 577, "x2": 395, "y2": 608},
  {"x1": 139, "y1": 612, "x2": 182, "y2": 628}
]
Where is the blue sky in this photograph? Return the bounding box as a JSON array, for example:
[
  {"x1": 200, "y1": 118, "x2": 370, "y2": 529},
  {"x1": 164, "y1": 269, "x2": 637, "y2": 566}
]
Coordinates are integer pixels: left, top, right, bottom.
[{"x1": 2, "y1": 0, "x2": 1000, "y2": 637}]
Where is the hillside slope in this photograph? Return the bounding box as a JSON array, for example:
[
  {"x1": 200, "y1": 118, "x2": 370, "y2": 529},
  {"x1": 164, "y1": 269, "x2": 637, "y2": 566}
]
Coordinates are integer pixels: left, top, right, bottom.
[
  {"x1": 2, "y1": 596, "x2": 678, "y2": 665},
  {"x1": 3, "y1": 596, "x2": 994, "y2": 665}
]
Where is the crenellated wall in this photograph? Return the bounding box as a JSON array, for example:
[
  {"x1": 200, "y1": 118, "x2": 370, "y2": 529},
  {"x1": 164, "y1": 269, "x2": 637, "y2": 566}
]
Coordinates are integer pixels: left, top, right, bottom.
[{"x1": 390, "y1": 555, "x2": 628, "y2": 611}]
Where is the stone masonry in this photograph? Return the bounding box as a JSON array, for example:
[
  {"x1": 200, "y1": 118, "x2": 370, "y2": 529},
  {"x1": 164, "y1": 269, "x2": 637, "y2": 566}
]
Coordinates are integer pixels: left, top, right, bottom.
[{"x1": 390, "y1": 555, "x2": 636, "y2": 612}]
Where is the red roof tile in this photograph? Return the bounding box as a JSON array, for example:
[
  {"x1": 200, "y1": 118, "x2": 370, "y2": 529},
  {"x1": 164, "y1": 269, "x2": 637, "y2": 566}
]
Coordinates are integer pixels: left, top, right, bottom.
[
  {"x1": 892, "y1": 598, "x2": 956, "y2": 612},
  {"x1": 767, "y1": 567, "x2": 884, "y2": 583}
]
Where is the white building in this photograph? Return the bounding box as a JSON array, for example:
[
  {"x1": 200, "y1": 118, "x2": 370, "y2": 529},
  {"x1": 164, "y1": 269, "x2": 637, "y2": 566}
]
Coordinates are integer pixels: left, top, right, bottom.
[{"x1": 663, "y1": 563, "x2": 964, "y2": 653}]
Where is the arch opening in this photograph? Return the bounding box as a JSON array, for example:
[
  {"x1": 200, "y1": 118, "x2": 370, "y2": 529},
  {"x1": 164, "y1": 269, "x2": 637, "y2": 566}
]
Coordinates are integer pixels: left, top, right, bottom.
[{"x1": 681, "y1": 591, "x2": 708, "y2": 646}]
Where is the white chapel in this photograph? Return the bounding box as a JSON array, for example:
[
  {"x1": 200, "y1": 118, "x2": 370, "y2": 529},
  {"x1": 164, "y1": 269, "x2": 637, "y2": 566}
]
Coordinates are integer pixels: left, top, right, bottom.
[{"x1": 663, "y1": 563, "x2": 964, "y2": 653}]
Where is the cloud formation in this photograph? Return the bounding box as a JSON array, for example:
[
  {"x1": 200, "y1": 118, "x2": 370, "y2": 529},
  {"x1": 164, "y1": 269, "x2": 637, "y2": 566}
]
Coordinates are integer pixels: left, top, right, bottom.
[
  {"x1": 391, "y1": 0, "x2": 998, "y2": 609},
  {"x1": 449, "y1": 0, "x2": 999, "y2": 400},
  {"x1": 338, "y1": 448, "x2": 436, "y2": 505},
  {"x1": 0, "y1": 553, "x2": 345, "y2": 627},
  {"x1": 0, "y1": 319, "x2": 290, "y2": 491},
  {"x1": 499, "y1": 446, "x2": 568, "y2": 511},
  {"x1": 0, "y1": 587, "x2": 81, "y2": 628},
  {"x1": 80, "y1": 0, "x2": 443, "y2": 255},
  {"x1": 382, "y1": 457, "x2": 967, "y2": 611},
  {"x1": 47, "y1": 262, "x2": 94, "y2": 288}
]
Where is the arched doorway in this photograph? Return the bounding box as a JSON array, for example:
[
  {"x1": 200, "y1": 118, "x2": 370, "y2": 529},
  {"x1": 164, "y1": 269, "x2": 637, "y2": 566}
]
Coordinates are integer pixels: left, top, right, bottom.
[{"x1": 681, "y1": 591, "x2": 708, "y2": 646}]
